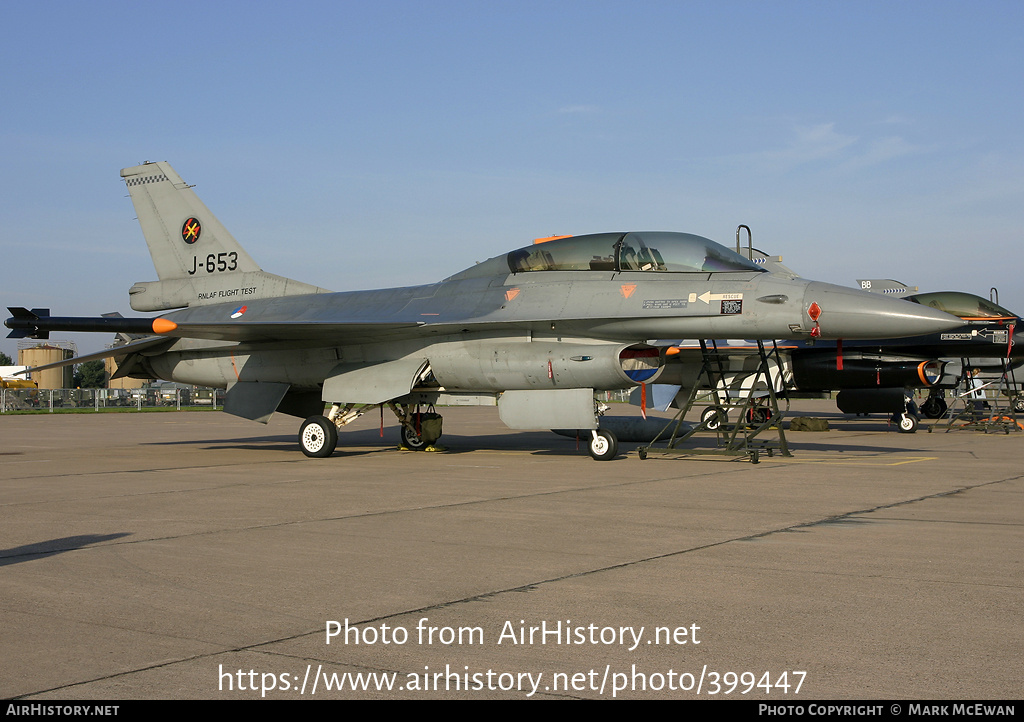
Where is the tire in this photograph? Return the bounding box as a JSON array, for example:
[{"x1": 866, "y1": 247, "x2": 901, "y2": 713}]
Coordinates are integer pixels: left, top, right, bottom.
[
  {"x1": 401, "y1": 424, "x2": 428, "y2": 450},
  {"x1": 895, "y1": 413, "x2": 918, "y2": 433},
  {"x1": 921, "y1": 397, "x2": 947, "y2": 419},
  {"x1": 588, "y1": 429, "x2": 618, "y2": 461},
  {"x1": 701, "y1": 406, "x2": 727, "y2": 430},
  {"x1": 1014, "y1": 398, "x2": 1024, "y2": 413},
  {"x1": 299, "y1": 415, "x2": 338, "y2": 457},
  {"x1": 746, "y1": 407, "x2": 772, "y2": 426}
]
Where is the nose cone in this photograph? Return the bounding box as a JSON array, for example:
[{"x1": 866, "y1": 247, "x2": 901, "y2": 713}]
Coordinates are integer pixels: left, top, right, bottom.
[
  {"x1": 1011, "y1": 326, "x2": 1024, "y2": 359},
  {"x1": 803, "y1": 282, "x2": 962, "y2": 339}
]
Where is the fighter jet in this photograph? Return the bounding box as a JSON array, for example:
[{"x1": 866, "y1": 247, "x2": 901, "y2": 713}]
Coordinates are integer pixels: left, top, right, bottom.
[
  {"x1": 643, "y1": 289, "x2": 1022, "y2": 433},
  {"x1": 5, "y1": 162, "x2": 962, "y2": 459},
  {"x1": 787, "y1": 289, "x2": 1023, "y2": 428}
]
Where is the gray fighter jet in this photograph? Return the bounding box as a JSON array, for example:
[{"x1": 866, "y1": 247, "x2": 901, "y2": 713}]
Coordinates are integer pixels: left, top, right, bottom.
[{"x1": 5, "y1": 162, "x2": 962, "y2": 459}]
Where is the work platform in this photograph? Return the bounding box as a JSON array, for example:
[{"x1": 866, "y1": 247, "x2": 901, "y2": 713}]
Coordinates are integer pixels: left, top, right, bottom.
[{"x1": 639, "y1": 339, "x2": 793, "y2": 463}]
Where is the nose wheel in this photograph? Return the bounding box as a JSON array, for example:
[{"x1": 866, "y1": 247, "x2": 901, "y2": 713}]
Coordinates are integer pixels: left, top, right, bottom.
[
  {"x1": 588, "y1": 429, "x2": 619, "y2": 461},
  {"x1": 892, "y1": 412, "x2": 919, "y2": 433}
]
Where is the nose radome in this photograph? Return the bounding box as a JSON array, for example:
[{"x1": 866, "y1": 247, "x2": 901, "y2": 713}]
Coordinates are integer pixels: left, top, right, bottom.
[
  {"x1": 802, "y1": 282, "x2": 963, "y2": 339},
  {"x1": 1010, "y1": 327, "x2": 1024, "y2": 358}
]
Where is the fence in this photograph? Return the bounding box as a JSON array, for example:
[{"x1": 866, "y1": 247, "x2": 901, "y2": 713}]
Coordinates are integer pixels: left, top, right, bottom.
[
  {"x1": 1, "y1": 387, "x2": 224, "y2": 413},
  {"x1": 3, "y1": 386, "x2": 630, "y2": 413}
]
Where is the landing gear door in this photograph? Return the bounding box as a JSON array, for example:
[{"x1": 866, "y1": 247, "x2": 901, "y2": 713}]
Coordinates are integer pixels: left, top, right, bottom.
[
  {"x1": 498, "y1": 388, "x2": 597, "y2": 430},
  {"x1": 322, "y1": 358, "x2": 430, "y2": 404},
  {"x1": 224, "y1": 381, "x2": 291, "y2": 424}
]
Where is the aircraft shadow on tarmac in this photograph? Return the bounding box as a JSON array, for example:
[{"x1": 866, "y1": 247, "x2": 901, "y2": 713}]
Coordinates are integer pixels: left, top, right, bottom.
[
  {"x1": 778, "y1": 441, "x2": 929, "y2": 454},
  {"x1": 136, "y1": 426, "x2": 924, "y2": 458},
  {"x1": 143, "y1": 434, "x2": 310, "y2": 450},
  {"x1": 0, "y1": 533, "x2": 132, "y2": 567},
  {"x1": 140, "y1": 428, "x2": 610, "y2": 457}
]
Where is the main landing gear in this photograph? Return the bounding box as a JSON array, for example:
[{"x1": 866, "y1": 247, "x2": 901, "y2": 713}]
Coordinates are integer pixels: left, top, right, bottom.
[
  {"x1": 297, "y1": 402, "x2": 445, "y2": 458},
  {"x1": 920, "y1": 393, "x2": 948, "y2": 419},
  {"x1": 400, "y1": 423, "x2": 429, "y2": 450},
  {"x1": 397, "y1": 405, "x2": 443, "y2": 451},
  {"x1": 299, "y1": 415, "x2": 338, "y2": 458}
]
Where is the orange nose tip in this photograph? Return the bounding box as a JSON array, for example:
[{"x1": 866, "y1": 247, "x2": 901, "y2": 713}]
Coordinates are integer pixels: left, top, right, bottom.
[{"x1": 152, "y1": 318, "x2": 178, "y2": 334}]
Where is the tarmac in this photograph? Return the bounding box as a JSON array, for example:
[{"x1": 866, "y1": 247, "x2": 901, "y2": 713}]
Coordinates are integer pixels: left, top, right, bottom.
[{"x1": 1, "y1": 400, "x2": 1021, "y2": 700}]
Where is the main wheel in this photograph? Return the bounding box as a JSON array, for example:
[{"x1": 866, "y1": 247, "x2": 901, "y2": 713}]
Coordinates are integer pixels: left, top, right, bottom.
[
  {"x1": 701, "y1": 406, "x2": 727, "y2": 430},
  {"x1": 401, "y1": 423, "x2": 428, "y2": 450},
  {"x1": 746, "y1": 407, "x2": 773, "y2": 426},
  {"x1": 588, "y1": 429, "x2": 618, "y2": 461},
  {"x1": 920, "y1": 397, "x2": 947, "y2": 419},
  {"x1": 299, "y1": 415, "x2": 338, "y2": 457}
]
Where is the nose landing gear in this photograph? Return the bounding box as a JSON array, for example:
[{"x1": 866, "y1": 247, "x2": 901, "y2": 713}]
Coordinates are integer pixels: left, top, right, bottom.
[{"x1": 588, "y1": 428, "x2": 619, "y2": 461}]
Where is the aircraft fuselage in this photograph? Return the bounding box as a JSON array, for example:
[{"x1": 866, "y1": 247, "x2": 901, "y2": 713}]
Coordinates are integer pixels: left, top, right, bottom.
[{"x1": 142, "y1": 266, "x2": 959, "y2": 396}]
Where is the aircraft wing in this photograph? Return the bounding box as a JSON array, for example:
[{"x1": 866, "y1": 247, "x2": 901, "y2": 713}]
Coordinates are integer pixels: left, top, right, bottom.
[
  {"x1": 7, "y1": 309, "x2": 777, "y2": 346},
  {"x1": 152, "y1": 320, "x2": 425, "y2": 343},
  {"x1": 8, "y1": 335, "x2": 175, "y2": 375}
]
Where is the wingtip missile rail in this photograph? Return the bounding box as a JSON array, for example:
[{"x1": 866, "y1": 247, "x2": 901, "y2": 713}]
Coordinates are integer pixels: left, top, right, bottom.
[{"x1": 5, "y1": 307, "x2": 177, "y2": 340}]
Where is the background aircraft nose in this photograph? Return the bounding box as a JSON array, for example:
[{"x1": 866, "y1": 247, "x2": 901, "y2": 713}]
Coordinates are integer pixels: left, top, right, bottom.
[
  {"x1": 802, "y1": 282, "x2": 962, "y2": 339},
  {"x1": 1011, "y1": 325, "x2": 1024, "y2": 359}
]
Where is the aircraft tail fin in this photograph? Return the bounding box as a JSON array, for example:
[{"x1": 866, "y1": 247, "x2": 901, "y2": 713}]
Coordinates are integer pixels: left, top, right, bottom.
[
  {"x1": 748, "y1": 248, "x2": 798, "y2": 278},
  {"x1": 121, "y1": 161, "x2": 261, "y2": 281},
  {"x1": 120, "y1": 162, "x2": 328, "y2": 311},
  {"x1": 855, "y1": 279, "x2": 919, "y2": 297}
]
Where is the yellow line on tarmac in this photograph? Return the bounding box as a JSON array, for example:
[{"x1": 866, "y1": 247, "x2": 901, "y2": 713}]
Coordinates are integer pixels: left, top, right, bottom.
[{"x1": 763, "y1": 456, "x2": 938, "y2": 466}]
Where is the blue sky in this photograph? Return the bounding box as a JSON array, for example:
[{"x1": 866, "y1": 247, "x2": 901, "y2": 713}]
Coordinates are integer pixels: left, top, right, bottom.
[{"x1": 3, "y1": 0, "x2": 1023, "y2": 357}]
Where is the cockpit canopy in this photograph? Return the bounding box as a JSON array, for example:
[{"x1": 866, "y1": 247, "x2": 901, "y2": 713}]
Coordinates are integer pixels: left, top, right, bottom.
[
  {"x1": 905, "y1": 292, "x2": 1018, "y2": 320},
  {"x1": 506, "y1": 232, "x2": 766, "y2": 275}
]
